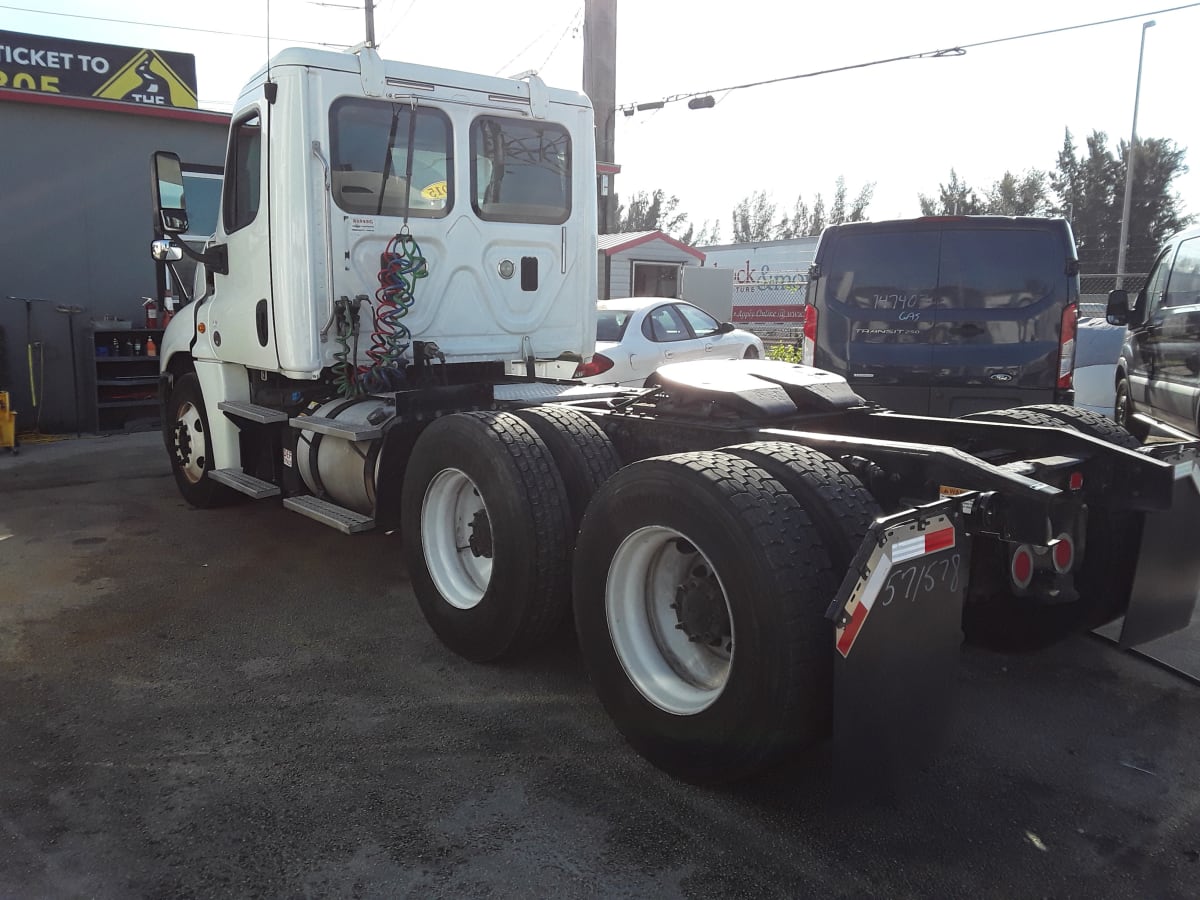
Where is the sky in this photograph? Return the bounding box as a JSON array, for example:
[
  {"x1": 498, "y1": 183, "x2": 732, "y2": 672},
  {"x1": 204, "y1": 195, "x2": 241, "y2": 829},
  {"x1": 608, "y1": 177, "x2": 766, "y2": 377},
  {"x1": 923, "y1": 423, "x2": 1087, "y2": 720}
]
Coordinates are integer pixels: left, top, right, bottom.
[{"x1": 3, "y1": 0, "x2": 1197, "y2": 246}]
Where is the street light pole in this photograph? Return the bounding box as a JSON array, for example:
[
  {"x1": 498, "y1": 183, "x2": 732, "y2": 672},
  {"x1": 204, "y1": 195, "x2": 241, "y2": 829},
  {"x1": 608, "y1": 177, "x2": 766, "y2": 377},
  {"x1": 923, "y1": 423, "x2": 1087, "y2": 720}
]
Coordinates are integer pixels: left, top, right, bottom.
[{"x1": 1116, "y1": 19, "x2": 1155, "y2": 289}]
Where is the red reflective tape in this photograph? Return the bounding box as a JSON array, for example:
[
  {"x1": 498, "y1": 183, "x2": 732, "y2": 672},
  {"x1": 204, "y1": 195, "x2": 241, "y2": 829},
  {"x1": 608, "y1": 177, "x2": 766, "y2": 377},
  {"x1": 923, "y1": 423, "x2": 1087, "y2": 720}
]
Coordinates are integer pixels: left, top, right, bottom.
[
  {"x1": 836, "y1": 600, "x2": 870, "y2": 657},
  {"x1": 924, "y1": 527, "x2": 955, "y2": 554}
]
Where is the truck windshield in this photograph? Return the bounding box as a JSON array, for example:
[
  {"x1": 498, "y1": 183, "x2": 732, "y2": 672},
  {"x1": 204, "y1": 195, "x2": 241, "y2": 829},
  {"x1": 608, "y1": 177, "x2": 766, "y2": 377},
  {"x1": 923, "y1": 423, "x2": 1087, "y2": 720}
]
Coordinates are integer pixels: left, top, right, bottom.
[
  {"x1": 329, "y1": 98, "x2": 452, "y2": 218},
  {"x1": 470, "y1": 116, "x2": 571, "y2": 224}
]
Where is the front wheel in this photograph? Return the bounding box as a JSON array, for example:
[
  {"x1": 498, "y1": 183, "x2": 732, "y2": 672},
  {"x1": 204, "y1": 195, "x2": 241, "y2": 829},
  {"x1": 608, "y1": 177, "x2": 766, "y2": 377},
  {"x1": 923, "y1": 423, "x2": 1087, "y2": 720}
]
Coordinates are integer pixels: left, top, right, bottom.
[
  {"x1": 1114, "y1": 378, "x2": 1150, "y2": 441},
  {"x1": 573, "y1": 451, "x2": 840, "y2": 783},
  {"x1": 166, "y1": 372, "x2": 238, "y2": 508}
]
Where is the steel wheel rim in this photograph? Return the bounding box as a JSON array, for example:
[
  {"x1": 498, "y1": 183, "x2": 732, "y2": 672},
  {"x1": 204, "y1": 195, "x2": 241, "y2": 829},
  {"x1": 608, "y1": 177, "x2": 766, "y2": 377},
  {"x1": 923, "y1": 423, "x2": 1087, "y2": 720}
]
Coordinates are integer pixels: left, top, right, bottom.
[
  {"x1": 1116, "y1": 383, "x2": 1130, "y2": 426},
  {"x1": 606, "y1": 525, "x2": 733, "y2": 715},
  {"x1": 174, "y1": 401, "x2": 207, "y2": 485},
  {"x1": 421, "y1": 467, "x2": 492, "y2": 610}
]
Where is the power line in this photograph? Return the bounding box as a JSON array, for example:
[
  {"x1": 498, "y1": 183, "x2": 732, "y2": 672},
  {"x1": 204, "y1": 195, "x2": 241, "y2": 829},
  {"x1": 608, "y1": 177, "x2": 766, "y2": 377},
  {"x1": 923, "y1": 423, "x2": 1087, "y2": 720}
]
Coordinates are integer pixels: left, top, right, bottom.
[
  {"x1": 0, "y1": 3, "x2": 348, "y2": 47},
  {"x1": 619, "y1": 2, "x2": 1200, "y2": 113},
  {"x1": 538, "y1": 6, "x2": 583, "y2": 73}
]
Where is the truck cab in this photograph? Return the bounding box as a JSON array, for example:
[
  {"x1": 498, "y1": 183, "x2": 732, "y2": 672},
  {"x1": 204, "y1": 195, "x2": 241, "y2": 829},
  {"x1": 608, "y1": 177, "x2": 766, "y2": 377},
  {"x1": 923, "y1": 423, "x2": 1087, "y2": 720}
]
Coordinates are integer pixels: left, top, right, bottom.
[{"x1": 154, "y1": 46, "x2": 597, "y2": 474}]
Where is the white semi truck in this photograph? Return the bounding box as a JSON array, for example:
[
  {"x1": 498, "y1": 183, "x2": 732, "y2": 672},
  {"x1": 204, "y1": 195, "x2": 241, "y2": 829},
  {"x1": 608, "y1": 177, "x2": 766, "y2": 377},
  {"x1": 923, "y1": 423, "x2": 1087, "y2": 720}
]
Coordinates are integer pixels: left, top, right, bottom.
[{"x1": 151, "y1": 46, "x2": 1200, "y2": 785}]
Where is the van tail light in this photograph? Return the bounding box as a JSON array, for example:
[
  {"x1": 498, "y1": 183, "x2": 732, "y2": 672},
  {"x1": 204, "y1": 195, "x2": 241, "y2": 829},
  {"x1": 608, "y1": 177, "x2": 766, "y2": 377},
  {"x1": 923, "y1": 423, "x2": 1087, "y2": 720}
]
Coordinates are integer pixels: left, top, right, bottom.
[
  {"x1": 1057, "y1": 303, "x2": 1077, "y2": 390},
  {"x1": 574, "y1": 353, "x2": 614, "y2": 379},
  {"x1": 801, "y1": 304, "x2": 818, "y2": 364}
]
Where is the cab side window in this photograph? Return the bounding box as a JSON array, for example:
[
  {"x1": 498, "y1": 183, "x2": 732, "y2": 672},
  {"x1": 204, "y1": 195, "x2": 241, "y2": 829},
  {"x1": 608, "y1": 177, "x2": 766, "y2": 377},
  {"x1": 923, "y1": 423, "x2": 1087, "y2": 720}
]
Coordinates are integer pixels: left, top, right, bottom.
[
  {"x1": 223, "y1": 112, "x2": 261, "y2": 234},
  {"x1": 1163, "y1": 238, "x2": 1200, "y2": 309},
  {"x1": 1143, "y1": 246, "x2": 1175, "y2": 315}
]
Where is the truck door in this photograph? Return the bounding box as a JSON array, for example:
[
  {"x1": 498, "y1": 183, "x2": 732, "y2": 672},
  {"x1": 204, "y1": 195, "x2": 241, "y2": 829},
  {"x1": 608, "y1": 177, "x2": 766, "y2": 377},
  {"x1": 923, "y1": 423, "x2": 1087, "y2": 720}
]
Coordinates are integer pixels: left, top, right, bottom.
[
  {"x1": 1144, "y1": 237, "x2": 1200, "y2": 431},
  {"x1": 207, "y1": 106, "x2": 279, "y2": 372},
  {"x1": 1129, "y1": 247, "x2": 1176, "y2": 423}
]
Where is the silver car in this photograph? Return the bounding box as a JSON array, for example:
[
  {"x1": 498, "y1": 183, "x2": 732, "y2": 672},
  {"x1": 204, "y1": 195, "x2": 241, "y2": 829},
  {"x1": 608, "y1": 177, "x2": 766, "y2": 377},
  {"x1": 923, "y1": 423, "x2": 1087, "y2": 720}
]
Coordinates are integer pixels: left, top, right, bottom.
[{"x1": 575, "y1": 298, "x2": 765, "y2": 385}]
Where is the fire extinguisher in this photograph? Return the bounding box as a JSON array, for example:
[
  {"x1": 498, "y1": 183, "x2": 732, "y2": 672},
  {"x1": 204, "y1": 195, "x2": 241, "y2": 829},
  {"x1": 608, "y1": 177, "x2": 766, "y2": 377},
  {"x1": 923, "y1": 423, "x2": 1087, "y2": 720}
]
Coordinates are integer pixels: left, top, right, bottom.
[{"x1": 143, "y1": 296, "x2": 159, "y2": 329}]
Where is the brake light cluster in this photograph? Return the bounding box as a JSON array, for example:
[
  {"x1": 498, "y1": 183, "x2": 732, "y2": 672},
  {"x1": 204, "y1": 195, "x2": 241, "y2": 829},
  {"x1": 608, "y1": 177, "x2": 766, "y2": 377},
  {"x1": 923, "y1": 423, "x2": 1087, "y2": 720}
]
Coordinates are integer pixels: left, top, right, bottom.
[
  {"x1": 1057, "y1": 303, "x2": 1078, "y2": 391},
  {"x1": 1009, "y1": 533, "x2": 1076, "y2": 590},
  {"x1": 573, "y1": 353, "x2": 614, "y2": 379},
  {"x1": 801, "y1": 304, "x2": 818, "y2": 364}
]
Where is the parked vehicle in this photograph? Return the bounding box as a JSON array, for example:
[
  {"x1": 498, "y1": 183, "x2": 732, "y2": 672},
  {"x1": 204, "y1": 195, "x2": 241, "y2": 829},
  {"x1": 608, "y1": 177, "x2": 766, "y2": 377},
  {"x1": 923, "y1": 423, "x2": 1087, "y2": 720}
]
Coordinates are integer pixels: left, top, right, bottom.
[
  {"x1": 1108, "y1": 225, "x2": 1200, "y2": 440},
  {"x1": 149, "y1": 46, "x2": 1200, "y2": 785},
  {"x1": 804, "y1": 216, "x2": 1080, "y2": 417},
  {"x1": 575, "y1": 298, "x2": 764, "y2": 385}
]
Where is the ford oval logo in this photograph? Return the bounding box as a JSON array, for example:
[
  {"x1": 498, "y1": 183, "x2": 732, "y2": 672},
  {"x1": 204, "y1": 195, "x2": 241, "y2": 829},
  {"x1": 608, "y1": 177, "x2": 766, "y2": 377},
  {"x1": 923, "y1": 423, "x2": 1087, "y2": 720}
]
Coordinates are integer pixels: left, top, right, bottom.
[{"x1": 989, "y1": 372, "x2": 1014, "y2": 383}]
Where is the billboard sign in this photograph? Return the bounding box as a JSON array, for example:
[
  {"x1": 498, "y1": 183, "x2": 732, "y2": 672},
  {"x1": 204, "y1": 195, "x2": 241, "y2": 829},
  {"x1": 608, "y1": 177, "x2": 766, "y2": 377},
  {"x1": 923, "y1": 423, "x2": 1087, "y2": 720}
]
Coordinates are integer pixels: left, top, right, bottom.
[{"x1": 0, "y1": 30, "x2": 198, "y2": 109}]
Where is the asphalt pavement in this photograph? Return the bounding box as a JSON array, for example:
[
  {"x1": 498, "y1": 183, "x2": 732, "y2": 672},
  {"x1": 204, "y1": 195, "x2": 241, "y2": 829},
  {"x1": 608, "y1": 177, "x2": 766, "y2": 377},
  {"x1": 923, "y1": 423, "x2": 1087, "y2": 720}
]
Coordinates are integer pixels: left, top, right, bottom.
[{"x1": 2, "y1": 433, "x2": 1200, "y2": 899}]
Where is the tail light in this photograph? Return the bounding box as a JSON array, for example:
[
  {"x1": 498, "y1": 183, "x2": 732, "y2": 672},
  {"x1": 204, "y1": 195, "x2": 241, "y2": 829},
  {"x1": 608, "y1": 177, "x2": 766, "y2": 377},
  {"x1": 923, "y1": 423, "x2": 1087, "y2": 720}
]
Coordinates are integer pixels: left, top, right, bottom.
[
  {"x1": 1057, "y1": 303, "x2": 1077, "y2": 390},
  {"x1": 1051, "y1": 533, "x2": 1075, "y2": 574},
  {"x1": 801, "y1": 304, "x2": 818, "y2": 364},
  {"x1": 1010, "y1": 544, "x2": 1034, "y2": 589},
  {"x1": 573, "y1": 353, "x2": 614, "y2": 379}
]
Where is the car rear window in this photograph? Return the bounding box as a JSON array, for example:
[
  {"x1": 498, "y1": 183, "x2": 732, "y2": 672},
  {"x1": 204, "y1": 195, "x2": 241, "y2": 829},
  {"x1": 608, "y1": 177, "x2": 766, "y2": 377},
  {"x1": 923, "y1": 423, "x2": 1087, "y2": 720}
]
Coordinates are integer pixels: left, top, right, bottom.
[
  {"x1": 597, "y1": 310, "x2": 632, "y2": 342},
  {"x1": 825, "y1": 228, "x2": 1065, "y2": 312},
  {"x1": 939, "y1": 230, "x2": 1062, "y2": 309}
]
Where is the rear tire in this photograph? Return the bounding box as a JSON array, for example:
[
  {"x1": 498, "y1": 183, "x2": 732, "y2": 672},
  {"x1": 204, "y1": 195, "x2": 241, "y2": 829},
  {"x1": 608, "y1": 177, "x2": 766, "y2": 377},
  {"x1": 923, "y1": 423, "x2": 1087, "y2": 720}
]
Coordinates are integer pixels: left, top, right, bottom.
[
  {"x1": 1010, "y1": 403, "x2": 1141, "y2": 449},
  {"x1": 958, "y1": 405, "x2": 1139, "y2": 650},
  {"x1": 720, "y1": 442, "x2": 880, "y2": 572},
  {"x1": 166, "y1": 372, "x2": 239, "y2": 509},
  {"x1": 511, "y1": 405, "x2": 621, "y2": 532},
  {"x1": 572, "y1": 451, "x2": 840, "y2": 783},
  {"x1": 401, "y1": 411, "x2": 572, "y2": 662}
]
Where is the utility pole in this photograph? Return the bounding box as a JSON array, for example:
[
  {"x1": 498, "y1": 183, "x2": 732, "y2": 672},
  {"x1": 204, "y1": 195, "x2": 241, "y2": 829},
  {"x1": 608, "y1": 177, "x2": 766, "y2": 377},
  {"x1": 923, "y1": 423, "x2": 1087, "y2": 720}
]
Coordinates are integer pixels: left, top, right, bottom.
[
  {"x1": 365, "y1": 0, "x2": 376, "y2": 47},
  {"x1": 1116, "y1": 20, "x2": 1155, "y2": 289},
  {"x1": 584, "y1": 0, "x2": 618, "y2": 234}
]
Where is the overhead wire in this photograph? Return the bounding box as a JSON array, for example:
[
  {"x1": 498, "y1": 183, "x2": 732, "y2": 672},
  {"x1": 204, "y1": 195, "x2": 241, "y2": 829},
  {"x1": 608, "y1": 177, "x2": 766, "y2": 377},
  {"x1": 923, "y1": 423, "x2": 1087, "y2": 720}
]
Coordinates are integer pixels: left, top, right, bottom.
[
  {"x1": 0, "y1": 3, "x2": 348, "y2": 47},
  {"x1": 618, "y1": 1, "x2": 1200, "y2": 113},
  {"x1": 537, "y1": 6, "x2": 583, "y2": 73}
]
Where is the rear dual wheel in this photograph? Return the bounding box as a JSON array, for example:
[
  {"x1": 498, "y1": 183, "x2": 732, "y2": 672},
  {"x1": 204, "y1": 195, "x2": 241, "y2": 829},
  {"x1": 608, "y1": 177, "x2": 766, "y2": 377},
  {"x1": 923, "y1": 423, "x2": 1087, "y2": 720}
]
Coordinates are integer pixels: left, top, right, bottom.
[
  {"x1": 402, "y1": 408, "x2": 620, "y2": 662},
  {"x1": 572, "y1": 451, "x2": 842, "y2": 783}
]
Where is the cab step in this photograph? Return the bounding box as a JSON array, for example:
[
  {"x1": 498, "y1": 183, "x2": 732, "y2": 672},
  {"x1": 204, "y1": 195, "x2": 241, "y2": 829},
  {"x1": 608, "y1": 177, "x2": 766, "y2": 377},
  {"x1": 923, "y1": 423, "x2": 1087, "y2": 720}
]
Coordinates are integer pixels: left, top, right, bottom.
[
  {"x1": 282, "y1": 495, "x2": 375, "y2": 534},
  {"x1": 208, "y1": 468, "x2": 281, "y2": 499},
  {"x1": 289, "y1": 415, "x2": 382, "y2": 442},
  {"x1": 218, "y1": 401, "x2": 290, "y2": 424}
]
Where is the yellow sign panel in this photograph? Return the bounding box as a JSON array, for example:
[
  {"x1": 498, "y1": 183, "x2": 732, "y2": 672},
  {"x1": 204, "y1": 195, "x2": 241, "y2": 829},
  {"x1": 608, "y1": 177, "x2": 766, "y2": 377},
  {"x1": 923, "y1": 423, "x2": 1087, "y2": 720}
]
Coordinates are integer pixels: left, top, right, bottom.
[
  {"x1": 420, "y1": 181, "x2": 448, "y2": 201},
  {"x1": 93, "y1": 50, "x2": 197, "y2": 109}
]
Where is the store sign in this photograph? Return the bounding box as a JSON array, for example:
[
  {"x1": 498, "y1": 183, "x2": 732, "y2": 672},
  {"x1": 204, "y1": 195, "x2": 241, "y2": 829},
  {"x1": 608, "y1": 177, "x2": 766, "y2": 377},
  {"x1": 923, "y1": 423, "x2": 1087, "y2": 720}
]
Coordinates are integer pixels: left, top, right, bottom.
[{"x1": 0, "y1": 30, "x2": 198, "y2": 109}]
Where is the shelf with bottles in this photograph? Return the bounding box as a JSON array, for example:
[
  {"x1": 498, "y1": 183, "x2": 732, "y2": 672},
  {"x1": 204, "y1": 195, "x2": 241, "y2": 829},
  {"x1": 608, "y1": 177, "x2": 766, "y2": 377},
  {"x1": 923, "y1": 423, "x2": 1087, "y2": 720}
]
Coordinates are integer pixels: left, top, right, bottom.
[{"x1": 91, "y1": 327, "x2": 163, "y2": 431}]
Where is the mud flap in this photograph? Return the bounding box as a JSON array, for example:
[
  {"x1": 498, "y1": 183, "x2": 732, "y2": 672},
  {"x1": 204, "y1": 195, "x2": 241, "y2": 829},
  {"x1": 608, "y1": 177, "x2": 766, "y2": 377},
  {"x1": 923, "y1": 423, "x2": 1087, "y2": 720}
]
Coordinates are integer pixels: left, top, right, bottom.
[
  {"x1": 1119, "y1": 459, "x2": 1200, "y2": 648},
  {"x1": 826, "y1": 498, "x2": 970, "y2": 797}
]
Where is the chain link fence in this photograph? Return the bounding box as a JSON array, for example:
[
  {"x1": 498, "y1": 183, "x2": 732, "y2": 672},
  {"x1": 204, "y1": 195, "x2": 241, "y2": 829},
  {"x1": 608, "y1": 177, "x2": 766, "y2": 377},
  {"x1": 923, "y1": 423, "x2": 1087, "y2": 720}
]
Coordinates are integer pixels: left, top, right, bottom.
[{"x1": 1080, "y1": 273, "x2": 1147, "y2": 318}]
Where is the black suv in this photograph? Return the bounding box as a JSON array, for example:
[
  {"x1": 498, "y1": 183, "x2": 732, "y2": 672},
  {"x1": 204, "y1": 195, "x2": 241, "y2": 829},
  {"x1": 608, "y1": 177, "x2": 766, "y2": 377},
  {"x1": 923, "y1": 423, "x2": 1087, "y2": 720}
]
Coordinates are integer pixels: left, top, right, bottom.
[
  {"x1": 1108, "y1": 224, "x2": 1200, "y2": 439},
  {"x1": 804, "y1": 216, "x2": 1080, "y2": 416}
]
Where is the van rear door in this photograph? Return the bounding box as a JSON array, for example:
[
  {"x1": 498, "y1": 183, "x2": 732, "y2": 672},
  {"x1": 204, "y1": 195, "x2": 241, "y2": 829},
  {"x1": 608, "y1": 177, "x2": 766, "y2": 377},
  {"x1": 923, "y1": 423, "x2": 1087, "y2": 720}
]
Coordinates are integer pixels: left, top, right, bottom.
[
  {"x1": 928, "y1": 226, "x2": 1071, "y2": 417},
  {"x1": 812, "y1": 229, "x2": 940, "y2": 414}
]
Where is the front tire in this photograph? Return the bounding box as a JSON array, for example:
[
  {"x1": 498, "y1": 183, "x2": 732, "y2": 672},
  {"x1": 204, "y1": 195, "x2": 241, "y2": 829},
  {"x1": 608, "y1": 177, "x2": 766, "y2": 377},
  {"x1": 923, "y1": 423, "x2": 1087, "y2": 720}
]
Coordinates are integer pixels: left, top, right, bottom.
[
  {"x1": 166, "y1": 372, "x2": 239, "y2": 508},
  {"x1": 401, "y1": 412, "x2": 572, "y2": 662},
  {"x1": 1114, "y1": 378, "x2": 1150, "y2": 441},
  {"x1": 573, "y1": 452, "x2": 840, "y2": 783}
]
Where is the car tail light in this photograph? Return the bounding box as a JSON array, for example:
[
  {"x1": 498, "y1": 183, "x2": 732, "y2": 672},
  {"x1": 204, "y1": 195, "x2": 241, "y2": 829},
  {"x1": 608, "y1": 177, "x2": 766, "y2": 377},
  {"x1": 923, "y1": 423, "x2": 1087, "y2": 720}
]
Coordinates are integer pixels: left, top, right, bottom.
[
  {"x1": 801, "y1": 304, "x2": 818, "y2": 364},
  {"x1": 573, "y1": 353, "x2": 614, "y2": 379},
  {"x1": 1051, "y1": 533, "x2": 1075, "y2": 574},
  {"x1": 1069, "y1": 471, "x2": 1083, "y2": 491},
  {"x1": 1010, "y1": 544, "x2": 1034, "y2": 589},
  {"x1": 1057, "y1": 303, "x2": 1077, "y2": 390}
]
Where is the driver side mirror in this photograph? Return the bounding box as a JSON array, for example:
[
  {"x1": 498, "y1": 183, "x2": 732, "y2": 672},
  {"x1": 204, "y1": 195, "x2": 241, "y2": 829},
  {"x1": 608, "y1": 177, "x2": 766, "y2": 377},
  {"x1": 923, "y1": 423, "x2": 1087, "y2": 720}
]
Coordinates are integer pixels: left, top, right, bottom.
[
  {"x1": 1106, "y1": 289, "x2": 1129, "y2": 326},
  {"x1": 717, "y1": 321, "x2": 735, "y2": 334},
  {"x1": 152, "y1": 151, "x2": 189, "y2": 234}
]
